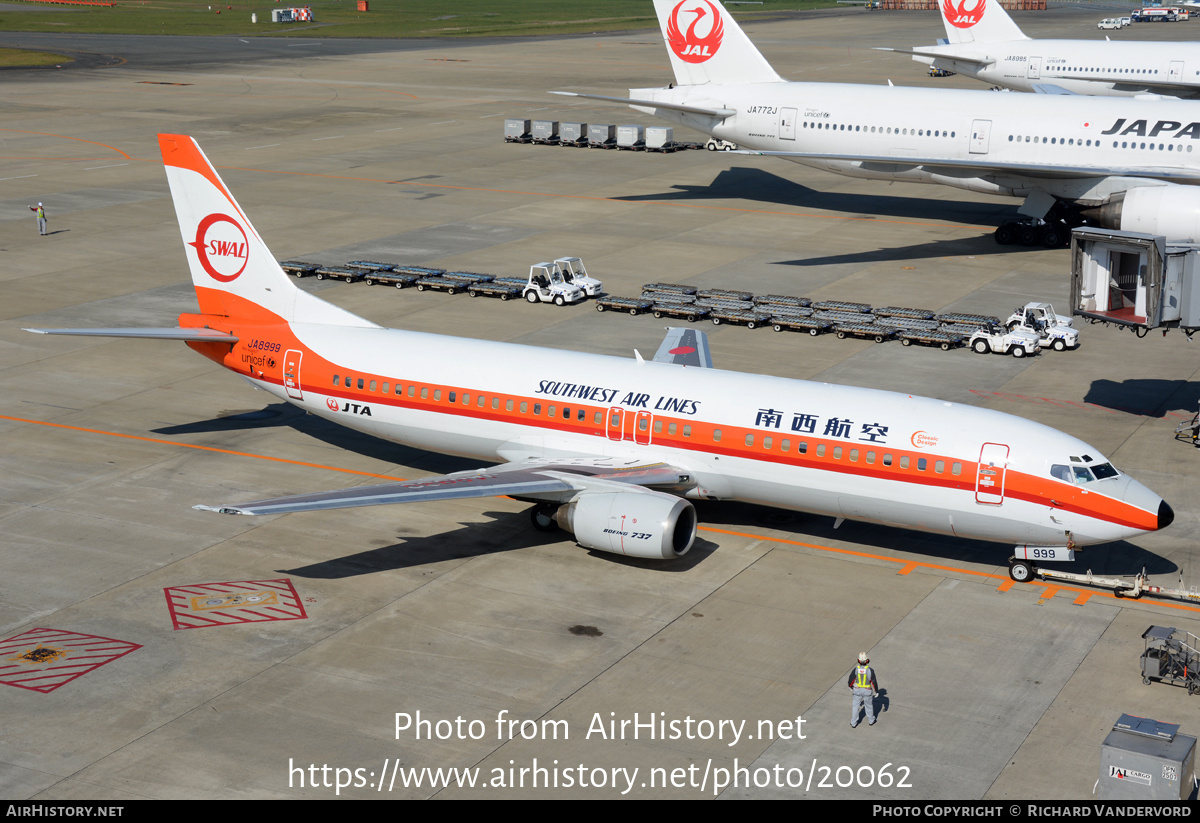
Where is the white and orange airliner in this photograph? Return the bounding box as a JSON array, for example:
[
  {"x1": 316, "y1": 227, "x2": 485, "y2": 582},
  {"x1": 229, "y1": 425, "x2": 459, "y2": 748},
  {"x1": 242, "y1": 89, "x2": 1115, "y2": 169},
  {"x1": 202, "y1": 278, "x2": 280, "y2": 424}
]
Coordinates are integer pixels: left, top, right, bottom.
[{"x1": 27, "y1": 135, "x2": 1173, "y2": 581}]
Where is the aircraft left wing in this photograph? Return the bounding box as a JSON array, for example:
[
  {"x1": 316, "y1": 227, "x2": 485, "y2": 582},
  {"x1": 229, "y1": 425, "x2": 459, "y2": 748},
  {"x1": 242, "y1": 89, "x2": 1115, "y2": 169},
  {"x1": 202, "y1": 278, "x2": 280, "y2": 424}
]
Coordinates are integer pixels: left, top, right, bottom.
[
  {"x1": 549, "y1": 91, "x2": 735, "y2": 119},
  {"x1": 195, "y1": 458, "x2": 697, "y2": 516}
]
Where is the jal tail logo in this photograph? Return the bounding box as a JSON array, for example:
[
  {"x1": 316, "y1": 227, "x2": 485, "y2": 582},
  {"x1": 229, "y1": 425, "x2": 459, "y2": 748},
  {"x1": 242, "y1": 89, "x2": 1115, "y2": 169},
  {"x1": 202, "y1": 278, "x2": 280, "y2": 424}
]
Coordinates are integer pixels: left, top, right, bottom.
[
  {"x1": 943, "y1": 0, "x2": 985, "y2": 28},
  {"x1": 666, "y1": 0, "x2": 724, "y2": 64},
  {"x1": 189, "y1": 213, "x2": 249, "y2": 282}
]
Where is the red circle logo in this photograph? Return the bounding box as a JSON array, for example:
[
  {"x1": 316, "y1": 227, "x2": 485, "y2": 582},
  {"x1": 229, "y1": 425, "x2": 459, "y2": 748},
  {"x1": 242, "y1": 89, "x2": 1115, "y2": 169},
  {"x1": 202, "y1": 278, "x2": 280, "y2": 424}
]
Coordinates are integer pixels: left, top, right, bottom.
[
  {"x1": 666, "y1": 0, "x2": 724, "y2": 64},
  {"x1": 326, "y1": 398, "x2": 339, "y2": 411},
  {"x1": 190, "y1": 213, "x2": 249, "y2": 282},
  {"x1": 943, "y1": 0, "x2": 985, "y2": 29}
]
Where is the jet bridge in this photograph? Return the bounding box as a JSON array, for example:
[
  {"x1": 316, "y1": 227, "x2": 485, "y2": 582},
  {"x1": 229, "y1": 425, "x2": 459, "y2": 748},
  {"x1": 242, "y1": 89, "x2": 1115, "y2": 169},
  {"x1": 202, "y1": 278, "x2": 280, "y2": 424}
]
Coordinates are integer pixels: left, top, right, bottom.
[{"x1": 1070, "y1": 228, "x2": 1200, "y2": 337}]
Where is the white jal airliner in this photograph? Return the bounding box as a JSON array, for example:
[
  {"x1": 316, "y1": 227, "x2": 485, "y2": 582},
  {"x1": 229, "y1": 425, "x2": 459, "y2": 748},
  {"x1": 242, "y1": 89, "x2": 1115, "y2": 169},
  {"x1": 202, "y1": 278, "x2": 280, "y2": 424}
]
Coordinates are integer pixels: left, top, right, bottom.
[
  {"x1": 555, "y1": 0, "x2": 1200, "y2": 246},
  {"x1": 25, "y1": 135, "x2": 1172, "y2": 581},
  {"x1": 901, "y1": 0, "x2": 1200, "y2": 98}
]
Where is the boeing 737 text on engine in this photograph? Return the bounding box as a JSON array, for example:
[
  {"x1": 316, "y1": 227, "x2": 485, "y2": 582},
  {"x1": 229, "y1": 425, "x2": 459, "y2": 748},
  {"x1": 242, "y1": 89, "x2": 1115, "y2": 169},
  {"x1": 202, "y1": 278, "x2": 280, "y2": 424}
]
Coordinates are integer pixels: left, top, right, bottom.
[{"x1": 25, "y1": 135, "x2": 1173, "y2": 582}]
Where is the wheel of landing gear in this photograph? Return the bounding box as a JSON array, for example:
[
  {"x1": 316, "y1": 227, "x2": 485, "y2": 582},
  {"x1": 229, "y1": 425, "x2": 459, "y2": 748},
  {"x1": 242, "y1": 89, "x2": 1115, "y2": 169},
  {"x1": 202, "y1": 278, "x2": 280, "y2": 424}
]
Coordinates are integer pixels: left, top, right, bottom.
[
  {"x1": 530, "y1": 505, "x2": 557, "y2": 532},
  {"x1": 1042, "y1": 228, "x2": 1063, "y2": 248},
  {"x1": 1018, "y1": 227, "x2": 1041, "y2": 246},
  {"x1": 1008, "y1": 560, "x2": 1035, "y2": 583},
  {"x1": 994, "y1": 224, "x2": 1017, "y2": 245}
]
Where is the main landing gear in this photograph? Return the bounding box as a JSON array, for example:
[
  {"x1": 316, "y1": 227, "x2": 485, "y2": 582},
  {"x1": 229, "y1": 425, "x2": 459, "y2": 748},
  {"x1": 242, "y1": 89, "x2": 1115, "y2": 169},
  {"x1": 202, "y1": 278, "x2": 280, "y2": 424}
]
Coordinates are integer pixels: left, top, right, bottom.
[{"x1": 993, "y1": 203, "x2": 1086, "y2": 249}]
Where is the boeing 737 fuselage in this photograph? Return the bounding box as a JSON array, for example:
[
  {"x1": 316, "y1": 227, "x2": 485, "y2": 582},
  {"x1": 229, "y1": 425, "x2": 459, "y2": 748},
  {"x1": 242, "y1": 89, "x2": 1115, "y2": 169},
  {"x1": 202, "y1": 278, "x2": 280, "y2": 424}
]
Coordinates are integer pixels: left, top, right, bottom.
[{"x1": 26, "y1": 135, "x2": 1173, "y2": 583}]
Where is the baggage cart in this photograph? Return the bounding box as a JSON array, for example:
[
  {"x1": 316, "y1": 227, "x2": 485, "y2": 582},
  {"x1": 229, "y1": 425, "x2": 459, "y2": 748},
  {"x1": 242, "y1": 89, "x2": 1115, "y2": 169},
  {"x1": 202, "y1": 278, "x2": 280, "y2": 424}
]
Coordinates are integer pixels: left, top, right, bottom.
[
  {"x1": 710, "y1": 308, "x2": 773, "y2": 329},
  {"x1": 531, "y1": 120, "x2": 560, "y2": 144},
  {"x1": 362, "y1": 270, "x2": 421, "y2": 288},
  {"x1": 466, "y1": 282, "x2": 522, "y2": 301},
  {"x1": 698, "y1": 287, "x2": 754, "y2": 302},
  {"x1": 560, "y1": 122, "x2": 588, "y2": 146},
  {"x1": 414, "y1": 276, "x2": 467, "y2": 294},
  {"x1": 754, "y1": 294, "x2": 812, "y2": 310},
  {"x1": 936, "y1": 312, "x2": 1000, "y2": 328},
  {"x1": 392, "y1": 265, "x2": 446, "y2": 277},
  {"x1": 642, "y1": 282, "x2": 698, "y2": 296},
  {"x1": 443, "y1": 271, "x2": 496, "y2": 284},
  {"x1": 898, "y1": 329, "x2": 965, "y2": 350},
  {"x1": 642, "y1": 291, "x2": 697, "y2": 304},
  {"x1": 617, "y1": 124, "x2": 645, "y2": 150},
  {"x1": 315, "y1": 266, "x2": 366, "y2": 283},
  {"x1": 645, "y1": 126, "x2": 676, "y2": 152},
  {"x1": 595, "y1": 296, "x2": 654, "y2": 315},
  {"x1": 279, "y1": 261, "x2": 320, "y2": 277},
  {"x1": 652, "y1": 302, "x2": 709, "y2": 322},
  {"x1": 771, "y1": 313, "x2": 833, "y2": 336},
  {"x1": 833, "y1": 321, "x2": 898, "y2": 343},
  {"x1": 345, "y1": 260, "x2": 396, "y2": 271},
  {"x1": 1140, "y1": 626, "x2": 1200, "y2": 695},
  {"x1": 588, "y1": 124, "x2": 617, "y2": 149},
  {"x1": 813, "y1": 299, "x2": 872, "y2": 313},
  {"x1": 504, "y1": 118, "x2": 532, "y2": 143},
  {"x1": 875, "y1": 306, "x2": 936, "y2": 320}
]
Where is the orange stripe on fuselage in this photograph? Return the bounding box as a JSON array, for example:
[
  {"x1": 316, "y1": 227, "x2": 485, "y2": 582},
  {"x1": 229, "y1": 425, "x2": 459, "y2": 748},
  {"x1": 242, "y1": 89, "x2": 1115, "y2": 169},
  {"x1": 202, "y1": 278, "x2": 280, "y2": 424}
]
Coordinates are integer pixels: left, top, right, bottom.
[{"x1": 190, "y1": 289, "x2": 1158, "y2": 536}]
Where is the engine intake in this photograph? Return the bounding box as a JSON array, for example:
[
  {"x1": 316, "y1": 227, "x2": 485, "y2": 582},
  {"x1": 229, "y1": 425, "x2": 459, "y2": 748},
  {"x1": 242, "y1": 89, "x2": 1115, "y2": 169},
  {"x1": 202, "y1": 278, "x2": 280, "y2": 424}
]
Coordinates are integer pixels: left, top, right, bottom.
[
  {"x1": 556, "y1": 491, "x2": 697, "y2": 560},
  {"x1": 1085, "y1": 185, "x2": 1200, "y2": 240}
]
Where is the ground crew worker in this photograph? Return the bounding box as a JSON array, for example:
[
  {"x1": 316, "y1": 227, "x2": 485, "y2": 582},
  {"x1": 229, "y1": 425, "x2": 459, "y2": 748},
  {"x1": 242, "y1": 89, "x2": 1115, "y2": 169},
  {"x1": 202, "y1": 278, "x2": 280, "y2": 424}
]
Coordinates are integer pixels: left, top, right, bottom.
[
  {"x1": 29, "y1": 202, "x2": 47, "y2": 236},
  {"x1": 848, "y1": 651, "x2": 879, "y2": 728}
]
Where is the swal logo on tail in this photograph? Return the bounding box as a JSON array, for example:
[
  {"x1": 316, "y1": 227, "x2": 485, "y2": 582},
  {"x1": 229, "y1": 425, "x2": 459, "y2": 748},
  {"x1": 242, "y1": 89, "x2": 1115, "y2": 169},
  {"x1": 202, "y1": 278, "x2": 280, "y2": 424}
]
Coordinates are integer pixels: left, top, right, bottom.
[
  {"x1": 943, "y1": 0, "x2": 985, "y2": 28},
  {"x1": 666, "y1": 0, "x2": 724, "y2": 63},
  {"x1": 190, "y1": 213, "x2": 249, "y2": 282}
]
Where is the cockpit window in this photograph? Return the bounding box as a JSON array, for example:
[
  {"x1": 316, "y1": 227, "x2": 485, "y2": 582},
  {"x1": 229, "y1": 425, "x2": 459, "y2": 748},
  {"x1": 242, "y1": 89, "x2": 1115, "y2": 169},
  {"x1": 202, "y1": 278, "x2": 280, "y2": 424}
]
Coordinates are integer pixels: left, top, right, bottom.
[
  {"x1": 1091, "y1": 462, "x2": 1119, "y2": 480},
  {"x1": 1051, "y1": 464, "x2": 1072, "y2": 483},
  {"x1": 1072, "y1": 466, "x2": 1095, "y2": 484}
]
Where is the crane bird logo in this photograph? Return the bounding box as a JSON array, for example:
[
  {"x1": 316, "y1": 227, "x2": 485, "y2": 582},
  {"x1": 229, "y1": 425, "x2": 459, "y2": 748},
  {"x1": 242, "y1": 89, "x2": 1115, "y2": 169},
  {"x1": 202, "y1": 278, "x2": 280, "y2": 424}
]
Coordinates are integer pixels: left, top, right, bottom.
[
  {"x1": 943, "y1": 0, "x2": 985, "y2": 28},
  {"x1": 666, "y1": 0, "x2": 724, "y2": 63}
]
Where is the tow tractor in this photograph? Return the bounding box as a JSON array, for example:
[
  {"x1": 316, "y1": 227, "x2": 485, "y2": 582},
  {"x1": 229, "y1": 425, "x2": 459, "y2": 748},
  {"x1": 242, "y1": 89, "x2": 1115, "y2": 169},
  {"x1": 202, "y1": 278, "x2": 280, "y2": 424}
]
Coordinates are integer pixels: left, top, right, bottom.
[
  {"x1": 969, "y1": 323, "x2": 1040, "y2": 357},
  {"x1": 523, "y1": 263, "x2": 585, "y2": 306},
  {"x1": 554, "y1": 257, "x2": 604, "y2": 297},
  {"x1": 1005, "y1": 302, "x2": 1079, "y2": 351}
]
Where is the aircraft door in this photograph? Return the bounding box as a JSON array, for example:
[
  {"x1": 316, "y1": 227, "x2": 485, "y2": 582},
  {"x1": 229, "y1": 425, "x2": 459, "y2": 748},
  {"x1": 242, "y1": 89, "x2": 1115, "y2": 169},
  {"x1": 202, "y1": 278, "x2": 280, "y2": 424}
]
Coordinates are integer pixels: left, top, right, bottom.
[
  {"x1": 1170, "y1": 61, "x2": 1184, "y2": 83},
  {"x1": 779, "y1": 108, "x2": 797, "y2": 141},
  {"x1": 634, "y1": 411, "x2": 653, "y2": 445},
  {"x1": 283, "y1": 349, "x2": 303, "y2": 399},
  {"x1": 969, "y1": 120, "x2": 992, "y2": 155},
  {"x1": 975, "y1": 442, "x2": 1009, "y2": 505},
  {"x1": 607, "y1": 407, "x2": 626, "y2": 441},
  {"x1": 1027, "y1": 57, "x2": 1042, "y2": 79}
]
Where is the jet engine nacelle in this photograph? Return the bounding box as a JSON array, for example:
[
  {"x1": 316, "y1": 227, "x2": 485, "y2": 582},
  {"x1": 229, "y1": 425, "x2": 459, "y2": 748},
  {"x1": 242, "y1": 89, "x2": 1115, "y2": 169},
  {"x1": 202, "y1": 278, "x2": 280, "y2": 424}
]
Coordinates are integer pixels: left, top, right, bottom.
[
  {"x1": 556, "y1": 491, "x2": 697, "y2": 560},
  {"x1": 1090, "y1": 185, "x2": 1200, "y2": 240}
]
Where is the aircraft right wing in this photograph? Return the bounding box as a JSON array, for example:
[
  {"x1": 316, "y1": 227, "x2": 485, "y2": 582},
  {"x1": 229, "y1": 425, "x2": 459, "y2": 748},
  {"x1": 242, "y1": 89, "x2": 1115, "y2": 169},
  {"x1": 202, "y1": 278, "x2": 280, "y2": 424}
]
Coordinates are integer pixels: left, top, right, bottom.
[
  {"x1": 734, "y1": 149, "x2": 1200, "y2": 184},
  {"x1": 194, "y1": 458, "x2": 697, "y2": 516},
  {"x1": 652, "y1": 327, "x2": 713, "y2": 368}
]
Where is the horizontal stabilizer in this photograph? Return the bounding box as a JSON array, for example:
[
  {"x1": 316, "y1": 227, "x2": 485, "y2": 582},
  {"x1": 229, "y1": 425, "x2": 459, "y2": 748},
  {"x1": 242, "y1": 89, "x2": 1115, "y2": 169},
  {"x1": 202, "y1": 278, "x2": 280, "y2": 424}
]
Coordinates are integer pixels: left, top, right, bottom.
[
  {"x1": 549, "y1": 91, "x2": 735, "y2": 118},
  {"x1": 24, "y1": 327, "x2": 238, "y2": 342},
  {"x1": 653, "y1": 327, "x2": 713, "y2": 368},
  {"x1": 877, "y1": 46, "x2": 994, "y2": 67}
]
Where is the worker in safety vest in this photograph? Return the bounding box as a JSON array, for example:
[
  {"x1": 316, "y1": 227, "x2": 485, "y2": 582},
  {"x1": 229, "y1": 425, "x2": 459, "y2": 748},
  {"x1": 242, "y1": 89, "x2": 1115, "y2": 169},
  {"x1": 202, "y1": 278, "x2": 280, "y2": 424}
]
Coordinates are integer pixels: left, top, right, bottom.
[
  {"x1": 848, "y1": 651, "x2": 879, "y2": 728},
  {"x1": 28, "y1": 202, "x2": 46, "y2": 236}
]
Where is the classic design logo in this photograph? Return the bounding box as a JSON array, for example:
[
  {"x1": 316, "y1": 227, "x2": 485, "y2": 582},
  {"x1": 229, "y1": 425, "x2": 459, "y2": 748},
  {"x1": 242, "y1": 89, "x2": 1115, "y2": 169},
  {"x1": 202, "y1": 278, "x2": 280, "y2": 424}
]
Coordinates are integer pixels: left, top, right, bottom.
[
  {"x1": 911, "y1": 431, "x2": 939, "y2": 448},
  {"x1": 666, "y1": 0, "x2": 724, "y2": 64},
  {"x1": 190, "y1": 213, "x2": 249, "y2": 282},
  {"x1": 942, "y1": 0, "x2": 985, "y2": 28}
]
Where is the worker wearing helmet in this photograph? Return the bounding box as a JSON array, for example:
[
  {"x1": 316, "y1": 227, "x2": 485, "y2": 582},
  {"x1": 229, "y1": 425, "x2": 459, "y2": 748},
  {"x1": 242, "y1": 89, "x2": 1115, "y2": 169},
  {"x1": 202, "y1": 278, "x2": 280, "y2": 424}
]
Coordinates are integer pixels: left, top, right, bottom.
[{"x1": 848, "y1": 652, "x2": 879, "y2": 728}]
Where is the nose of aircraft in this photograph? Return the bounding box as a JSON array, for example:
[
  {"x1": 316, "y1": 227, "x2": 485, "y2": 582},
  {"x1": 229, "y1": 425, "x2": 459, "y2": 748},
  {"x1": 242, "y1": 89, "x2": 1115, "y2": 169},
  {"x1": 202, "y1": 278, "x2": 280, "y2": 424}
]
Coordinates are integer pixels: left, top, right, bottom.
[{"x1": 1158, "y1": 499, "x2": 1175, "y2": 531}]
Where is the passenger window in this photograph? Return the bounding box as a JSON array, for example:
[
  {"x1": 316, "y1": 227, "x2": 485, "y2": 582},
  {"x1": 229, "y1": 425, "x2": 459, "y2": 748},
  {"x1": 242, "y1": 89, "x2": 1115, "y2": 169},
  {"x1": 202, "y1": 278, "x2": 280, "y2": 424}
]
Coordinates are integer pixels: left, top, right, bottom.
[
  {"x1": 448, "y1": 392, "x2": 456, "y2": 403},
  {"x1": 833, "y1": 446, "x2": 842, "y2": 459},
  {"x1": 781, "y1": 439, "x2": 790, "y2": 452},
  {"x1": 533, "y1": 404, "x2": 541, "y2": 415},
  {"x1": 547, "y1": 405, "x2": 555, "y2": 417},
  {"x1": 408, "y1": 385, "x2": 415, "y2": 397},
  {"x1": 952, "y1": 462, "x2": 961, "y2": 475},
  {"x1": 396, "y1": 384, "x2": 404, "y2": 396},
  {"x1": 816, "y1": 444, "x2": 825, "y2": 457},
  {"x1": 332, "y1": 375, "x2": 340, "y2": 387},
  {"x1": 763, "y1": 436, "x2": 772, "y2": 449},
  {"x1": 917, "y1": 458, "x2": 927, "y2": 471},
  {"x1": 520, "y1": 401, "x2": 528, "y2": 413},
  {"x1": 381, "y1": 382, "x2": 389, "y2": 394},
  {"x1": 357, "y1": 378, "x2": 364, "y2": 390},
  {"x1": 420, "y1": 387, "x2": 428, "y2": 399},
  {"x1": 849, "y1": 449, "x2": 858, "y2": 462},
  {"x1": 935, "y1": 460, "x2": 944, "y2": 474},
  {"x1": 654, "y1": 420, "x2": 662, "y2": 433},
  {"x1": 637, "y1": 417, "x2": 647, "y2": 431},
  {"x1": 682, "y1": 425, "x2": 691, "y2": 437},
  {"x1": 798, "y1": 441, "x2": 807, "y2": 454},
  {"x1": 866, "y1": 451, "x2": 875, "y2": 464},
  {"x1": 370, "y1": 380, "x2": 377, "y2": 392},
  {"x1": 883, "y1": 453, "x2": 892, "y2": 466},
  {"x1": 668, "y1": 422, "x2": 677, "y2": 435},
  {"x1": 462, "y1": 393, "x2": 470, "y2": 405},
  {"x1": 594, "y1": 411, "x2": 602, "y2": 424},
  {"x1": 745, "y1": 434, "x2": 754, "y2": 446},
  {"x1": 577, "y1": 408, "x2": 585, "y2": 421},
  {"x1": 713, "y1": 429, "x2": 722, "y2": 442},
  {"x1": 505, "y1": 399, "x2": 513, "y2": 411},
  {"x1": 900, "y1": 456, "x2": 909, "y2": 469},
  {"x1": 434, "y1": 390, "x2": 442, "y2": 401}
]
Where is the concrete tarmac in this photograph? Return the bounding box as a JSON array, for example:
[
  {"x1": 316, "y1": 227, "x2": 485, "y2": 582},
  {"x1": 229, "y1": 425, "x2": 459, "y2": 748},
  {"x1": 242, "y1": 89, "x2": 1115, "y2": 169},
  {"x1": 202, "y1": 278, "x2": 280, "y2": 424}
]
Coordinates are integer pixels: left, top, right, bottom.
[{"x1": 1, "y1": 6, "x2": 1199, "y2": 800}]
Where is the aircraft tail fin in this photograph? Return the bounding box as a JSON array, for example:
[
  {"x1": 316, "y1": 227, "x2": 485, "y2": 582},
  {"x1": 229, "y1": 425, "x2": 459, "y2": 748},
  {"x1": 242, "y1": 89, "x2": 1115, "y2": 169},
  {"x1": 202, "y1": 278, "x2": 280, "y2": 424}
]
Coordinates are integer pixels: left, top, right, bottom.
[
  {"x1": 651, "y1": 0, "x2": 781, "y2": 86},
  {"x1": 940, "y1": 0, "x2": 1027, "y2": 44},
  {"x1": 158, "y1": 134, "x2": 375, "y2": 328}
]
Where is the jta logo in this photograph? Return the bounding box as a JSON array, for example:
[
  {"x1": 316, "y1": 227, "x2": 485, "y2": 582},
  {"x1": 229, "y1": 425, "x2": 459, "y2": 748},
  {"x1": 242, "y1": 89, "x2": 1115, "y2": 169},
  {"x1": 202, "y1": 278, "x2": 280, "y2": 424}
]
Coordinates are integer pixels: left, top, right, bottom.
[
  {"x1": 942, "y1": 0, "x2": 985, "y2": 28},
  {"x1": 666, "y1": 0, "x2": 724, "y2": 64},
  {"x1": 190, "y1": 213, "x2": 249, "y2": 282}
]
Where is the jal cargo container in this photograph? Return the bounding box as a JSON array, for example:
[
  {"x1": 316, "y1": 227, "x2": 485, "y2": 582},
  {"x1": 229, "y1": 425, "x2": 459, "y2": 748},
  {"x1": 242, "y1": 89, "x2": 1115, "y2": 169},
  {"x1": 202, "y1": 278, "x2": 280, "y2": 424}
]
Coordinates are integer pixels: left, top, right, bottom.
[
  {"x1": 504, "y1": 119, "x2": 531, "y2": 143},
  {"x1": 646, "y1": 126, "x2": 674, "y2": 149},
  {"x1": 531, "y1": 120, "x2": 559, "y2": 144},
  {"x1": 560, "y1": 122, "x2": 588, "y2": 146},
  {"x1": 588, "y1": 124, "x2": 616, "y2": 148},
  {"x1": 617, "y1": 125, "x2": 645, "y2": 150}
]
